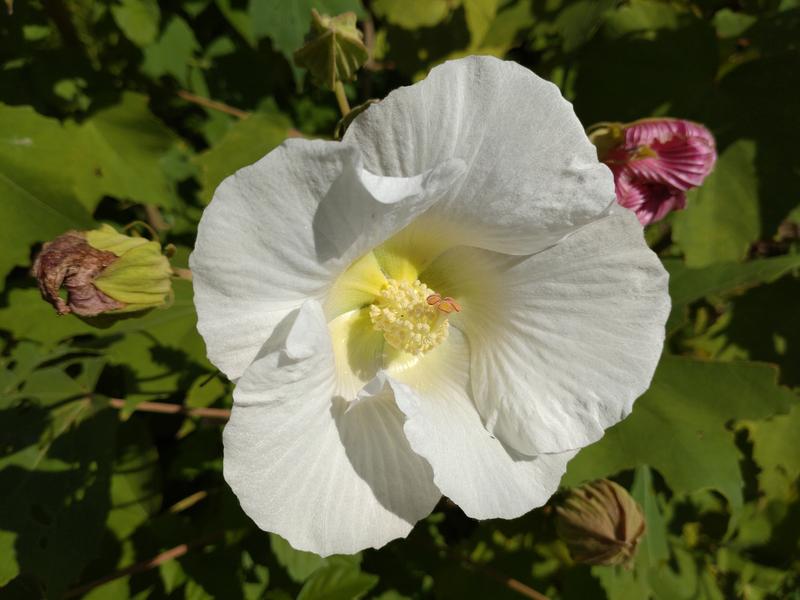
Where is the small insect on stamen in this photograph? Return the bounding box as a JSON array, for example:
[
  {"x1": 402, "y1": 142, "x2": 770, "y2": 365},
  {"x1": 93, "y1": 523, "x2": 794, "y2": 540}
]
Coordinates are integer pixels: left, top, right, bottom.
[{"x1": 427, "y1": 294, "x2": 461, "y2": 314}]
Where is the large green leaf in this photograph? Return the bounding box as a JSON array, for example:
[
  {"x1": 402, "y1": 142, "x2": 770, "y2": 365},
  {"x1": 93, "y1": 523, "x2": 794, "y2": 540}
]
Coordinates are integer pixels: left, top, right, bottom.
[
  {"x1": 0, "y1": 356, "x2": 116, "y2": 598},
  {"x1": 195, "y1": 111, "x2": 293, "y2": 204},
  {"x1": 0, "y1": 105, "x2": 94, "y2": 281},
  {"x1": 672, "y1": 140, "x2": 760, "y2": 268},
  {"x1": 107, "y1": 418, "x2": 162, "y2": 541},
  {"x1": 564, "y1": 356, "x2": 797, "y2": 511},
  {"x1": 71, "y1": 92, "x2": 181, "y2": 209},
  {"x1": 665, "y1": 253, "x2": 800, "y2": 332}
]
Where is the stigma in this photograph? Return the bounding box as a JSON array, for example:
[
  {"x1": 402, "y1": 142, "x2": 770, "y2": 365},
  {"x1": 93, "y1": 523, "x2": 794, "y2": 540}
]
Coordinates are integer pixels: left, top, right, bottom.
[{"x1": 369, "y1": 279, "x2": 459, "y2": 355}]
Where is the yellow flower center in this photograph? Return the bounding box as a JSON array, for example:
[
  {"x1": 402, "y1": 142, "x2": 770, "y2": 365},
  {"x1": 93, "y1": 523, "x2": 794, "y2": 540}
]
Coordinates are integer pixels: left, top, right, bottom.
[{"x1": 368, "y1": 279, "x2": 458, "y2": 355}]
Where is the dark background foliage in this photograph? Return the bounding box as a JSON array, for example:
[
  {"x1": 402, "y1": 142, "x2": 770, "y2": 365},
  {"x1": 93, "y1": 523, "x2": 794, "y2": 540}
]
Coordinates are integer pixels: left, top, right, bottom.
[{"x1": 1, "y1": 0, "x2": 799, "y2": 598}]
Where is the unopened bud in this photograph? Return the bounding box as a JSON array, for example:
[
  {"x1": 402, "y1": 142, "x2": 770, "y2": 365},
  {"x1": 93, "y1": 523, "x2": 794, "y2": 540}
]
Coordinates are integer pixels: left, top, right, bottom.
[
  {"x1": 589, "y1": 118, "x2": 716, "y2": 226},
  {"x1": 556, "y1": 479, "x2": 645, "y2": 567},
  {"x1": 32, "y1": 225, "x2": 173, "y2": 318},
  {"x1": 294, "y1": 9, "x2": 369, "y2": 91}
]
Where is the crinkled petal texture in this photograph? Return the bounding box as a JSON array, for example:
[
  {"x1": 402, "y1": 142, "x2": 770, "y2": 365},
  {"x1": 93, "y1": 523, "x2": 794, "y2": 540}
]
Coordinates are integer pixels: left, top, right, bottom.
[
  {"x1": 223, "y1": 301, "x2": 440, "y2": 556},
  {"x1": 190, "y1": 138, "x2": 464, "y2": 379},
  {"x1": 421, "y1": 208, "x2": 670, "y2": 455},
  {"x1": 389, "y1": 328, "x2": 576, "y2": 519},
  {"x1": 344, "y1": 55, "x2": 615, "y2": 255}
]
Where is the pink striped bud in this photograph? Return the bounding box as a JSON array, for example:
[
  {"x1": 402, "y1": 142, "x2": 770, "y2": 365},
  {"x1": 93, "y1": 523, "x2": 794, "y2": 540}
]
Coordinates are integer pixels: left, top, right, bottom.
[{"x1": 590, "y1": 119, "x2": 717, "y2": 226}]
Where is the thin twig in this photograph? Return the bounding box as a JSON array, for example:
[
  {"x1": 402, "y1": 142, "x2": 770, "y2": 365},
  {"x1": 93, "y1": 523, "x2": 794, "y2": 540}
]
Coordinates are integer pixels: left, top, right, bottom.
[
  {"x1": 144, "y1": 205, "x2": 171, "y2": 233},
  {"x1": 168, "y1": 490, "x2": 209, "y2": 514},
  {"x1": 65, "y1": 533, "x2": 222, "y2": 598},
  {"x1": 176, "y1": 89, "x2": 250, "y2": 119},
  {"x1": 450, "y1": 550, "x2": 551, "y2": 600},
  {"x1": 176, "y1": 89, "x2": 304, "y2": 139},
  {"x1": 108, "y1": 398, "x2": 230, "y2": 420}
]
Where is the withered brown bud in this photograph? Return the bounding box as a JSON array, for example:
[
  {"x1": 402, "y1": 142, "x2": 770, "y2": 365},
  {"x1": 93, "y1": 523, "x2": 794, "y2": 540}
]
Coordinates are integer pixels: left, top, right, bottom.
[
  {"x1": 32, "y1": 225, "x2": 173, "y2": 318},
  {"x1": 555, "y1": 479, "x2": 645, "y2": 567},
  {"x1": 32, "y1": 230, "x2": 123, "y2": 316}
]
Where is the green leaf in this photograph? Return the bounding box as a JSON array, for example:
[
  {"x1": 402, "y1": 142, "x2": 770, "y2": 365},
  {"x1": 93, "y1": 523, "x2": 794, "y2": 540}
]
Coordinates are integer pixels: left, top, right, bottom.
[
  {"x1": 0, "y1": 390, "x2": 117, "y2": 597},
  {"x1": 270, "y1": 534, "x2": 363, "y2": 583},
  {"x1": 0, "y1": 105, "x2": 94, "y2": 281},
  {"x1": 107, "y1": 418, "x2": 161, "y2": 541},
  {"x1": 99, "y1": 279, "x2": 211, "y2": 407},
  {"x1": 270, "y1": 534, "x2": 328, "y2": 582},
  {"x1": 572, "y1": 2, "x2": 717, "y2": 123},
  {"x1": 463, "y1": 0, "x2": 501, "y2": 48},
  {"x1": 552, "y1": 0, "x2": 616, "y2": 52},
  {"x1": 142, "y1": 16, "x2": 200, "y2": 86},
  {"x1": 0, "y1": 287, "x2": 100, "y2": 345},
  {"x1": 564, "y1": 356, "x2": 797, "y2": 511},
  {"x1": 741, "y1": 403, "x2": 800, "y2": 499},
  {"x1": 111, "y1": 0, "x2": 161, "y2": 47},
  {"x1": 71, "y1": 92, "x2": 181, "y2": 209},
  {"x1": 672, "y1": 140, "x2": 760, "y2": 267},
  {"x1": 665, "y1": 253, "x2": 800, "y2": 332},
  {"x1": 630, "y1": 466, "x2": 669, "y2": 567},
  {"x1": 195, "y1": 111, "x2": 293, "y2": 204},
  {"x1": 216, "y1": 0, "x2": 256, "y2": 46},
  {"x1": 297, "y1": 565, "x2": 378, "y2": 600},
  {"x1": 251, "y1": 0, "x2": 366, "y2": 63},
  {"x1": 372, "y1": 0, "x2": 452, "y2": 29}
]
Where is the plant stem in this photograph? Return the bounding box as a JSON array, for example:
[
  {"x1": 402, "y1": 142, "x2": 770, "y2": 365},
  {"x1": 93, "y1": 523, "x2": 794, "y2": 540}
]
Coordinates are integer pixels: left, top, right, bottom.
[
  {"x1": 334, "y1": 81, "x2": 351, "y2": 117},
  {"x1": 108, "y1": 398, "x2": 230, "y2": 420},
  {"x1": 176, "y1": 89, "x2": 250, "y2": 119},
  {"x1": 168, "y1": 490, "x2": 209, "y2": 514},
  {"x1": 176, "y1": 90, "x2": 304, "y2": 138},
  {"x1": 449, "y1": 549, "x2": 551, "y2": 600},
  {"x1": 64, "y1": 533, "x2": 222, "y2": 598},
  {"x1": 144, "y1": 204, "x2": 170, "y2": 233}
]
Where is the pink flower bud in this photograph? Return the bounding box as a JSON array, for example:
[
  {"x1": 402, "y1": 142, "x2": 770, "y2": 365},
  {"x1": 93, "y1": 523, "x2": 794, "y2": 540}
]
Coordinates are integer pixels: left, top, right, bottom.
[{"x1": 590, "y1": 119, "x2": 717, "y2": 226}]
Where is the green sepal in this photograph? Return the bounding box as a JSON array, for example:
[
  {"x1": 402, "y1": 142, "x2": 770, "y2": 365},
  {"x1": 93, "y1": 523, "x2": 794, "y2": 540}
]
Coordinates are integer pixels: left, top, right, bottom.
[
  {"x1": 293, "y1": 9, "x2": 369, "y2": 91},
  {"x1": 87, "y1": 224, "x2": 173, "y2": 313}
]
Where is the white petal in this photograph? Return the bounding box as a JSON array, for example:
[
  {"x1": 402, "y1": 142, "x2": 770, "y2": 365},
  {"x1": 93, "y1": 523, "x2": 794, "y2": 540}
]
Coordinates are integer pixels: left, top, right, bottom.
[
  {"x1": 389, "y1": 327, "x2": 574, "y2": 519},
  {"x1": 190, "y1": 137, "x2": 465, "y2": 379},
  {"x1": 344, "y1": 56, "x2": 614, "y2": 255},
  {"x1": 422, "y1": 209, "x2": 670, "y2": 455},
  {"x1": 224, "y1": 301, "x2": 440, "y2": 555}
]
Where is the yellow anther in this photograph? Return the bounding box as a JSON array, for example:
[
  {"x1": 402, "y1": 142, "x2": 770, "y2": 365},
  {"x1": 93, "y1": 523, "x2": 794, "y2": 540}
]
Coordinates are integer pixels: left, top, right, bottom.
[{"x1": 369, "y1": 279, "x2": 454, "y2": 355}]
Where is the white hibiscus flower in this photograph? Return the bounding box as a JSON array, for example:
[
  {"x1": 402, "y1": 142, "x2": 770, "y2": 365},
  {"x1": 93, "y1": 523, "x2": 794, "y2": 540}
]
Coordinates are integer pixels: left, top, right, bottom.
[{"x1": 190, "y1": 56, "x2": 670, "y2": 556}]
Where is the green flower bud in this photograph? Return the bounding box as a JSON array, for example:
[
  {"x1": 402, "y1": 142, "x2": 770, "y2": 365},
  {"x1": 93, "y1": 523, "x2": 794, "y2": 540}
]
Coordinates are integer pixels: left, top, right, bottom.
[
  {"x1": 294, "y1": 9, "x2": 369, "y2": 91},
  {"x1": 32, "y1": 224, "x2": 173, "y2": 318},
  {"x1": 555, "y1": 479, "x2": 646, "y2": 567}
]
